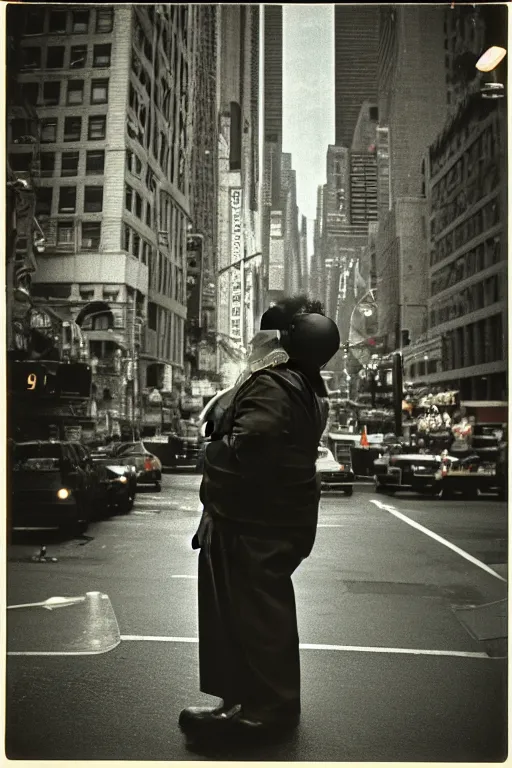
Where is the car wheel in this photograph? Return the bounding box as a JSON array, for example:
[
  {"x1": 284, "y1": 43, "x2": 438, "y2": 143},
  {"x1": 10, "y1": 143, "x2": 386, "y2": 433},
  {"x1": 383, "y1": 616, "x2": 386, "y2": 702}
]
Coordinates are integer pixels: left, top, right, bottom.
[
  {"x1": 119, "y1": 494, "x2": 134, "y2": 514},
  {"x1": 65, "y1": 517, "x2": 89, "y2": 538},
  {"x1": 375, "y1": 483, "x2": 386, "y2": 493},
  {"x1": 154, "y1": 481, "x2": 162, "y2": 492},
  {"x1": 343, "y1": 487, "x2": 354, "y2": 497}
]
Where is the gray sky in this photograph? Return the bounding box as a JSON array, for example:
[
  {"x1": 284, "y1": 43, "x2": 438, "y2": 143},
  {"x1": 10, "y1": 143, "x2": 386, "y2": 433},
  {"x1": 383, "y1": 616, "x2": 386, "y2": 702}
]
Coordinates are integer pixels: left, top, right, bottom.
[{"x1": 283, "y1": 5, "x2": 334, "y2": 255}]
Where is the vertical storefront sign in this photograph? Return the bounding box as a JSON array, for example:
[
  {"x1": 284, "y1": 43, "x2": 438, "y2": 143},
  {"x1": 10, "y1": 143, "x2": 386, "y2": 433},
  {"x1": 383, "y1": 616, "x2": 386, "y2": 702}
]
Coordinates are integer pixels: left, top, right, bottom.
[{"x1": 229, "y1": 188, "x2": 243, "y2": 341}]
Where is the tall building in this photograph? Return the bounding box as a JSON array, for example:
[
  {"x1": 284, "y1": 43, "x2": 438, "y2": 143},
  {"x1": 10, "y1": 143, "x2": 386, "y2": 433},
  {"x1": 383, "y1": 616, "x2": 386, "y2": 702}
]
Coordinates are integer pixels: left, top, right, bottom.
[
  {"x1": 280, "y1": 153, "x2": 296, "y2": 295},
  {"x1": 334, "y1": 5, "x2": 379, "y2": 148},
  {"x1": 216, "y1": 5, "x2": 261, "y2": 388},
  {"x1": 375, "y1": 5, "x2": 448, "y2": 349},
  {"x1": 401, "y1": 4, "x2": 508, "y2": 401},
  {"x1": 262, "y1": 5, "x2": 284, "y2": 305},
  {"x1": 184, "y1": 4, "x2": 219, "y2": 398},
  {"x1": 8, "y1": 5, "x2": 196, "y2": 434}
]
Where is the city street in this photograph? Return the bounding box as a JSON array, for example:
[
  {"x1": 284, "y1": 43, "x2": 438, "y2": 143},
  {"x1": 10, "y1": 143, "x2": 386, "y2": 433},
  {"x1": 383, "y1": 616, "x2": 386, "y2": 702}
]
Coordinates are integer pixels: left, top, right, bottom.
[{"x1": 6, "y1": 473, "x2": 507, "y2": 762}]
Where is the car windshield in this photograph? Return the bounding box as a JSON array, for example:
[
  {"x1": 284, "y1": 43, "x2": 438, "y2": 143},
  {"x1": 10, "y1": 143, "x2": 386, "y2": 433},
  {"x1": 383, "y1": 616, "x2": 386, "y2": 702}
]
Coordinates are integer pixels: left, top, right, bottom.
[
  {"x1": 13, "y1": 443, "x2": 62, "y2": 471},
  {"x1": 317, "y1": 448, "x2": 329, "y2": 459},
  {"x1": 115, "y1": 443, "x2": 145, "y2": 456}
]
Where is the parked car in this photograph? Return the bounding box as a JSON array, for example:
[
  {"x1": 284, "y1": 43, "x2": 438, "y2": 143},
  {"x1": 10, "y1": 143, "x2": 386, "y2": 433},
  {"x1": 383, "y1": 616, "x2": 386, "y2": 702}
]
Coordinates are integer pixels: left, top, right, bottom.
[
  {"x1": 374, "y1": 450, "x2": 450, "y2": 495},
  {"x1": 435, "y1": 454, "x2": 501, "y2": 499},
  {"x1": 109, "y1": 441, "x2": 162, "y2": 490},
  {"x1": 10, "y1": 441, "x2": 95, "y2": 535},
  {"x1": 89, "y1": 449, "x2": 137, "y2": 513},
  {"x1": 317, "y1": 446, "x2": 355, "y2": 496}
]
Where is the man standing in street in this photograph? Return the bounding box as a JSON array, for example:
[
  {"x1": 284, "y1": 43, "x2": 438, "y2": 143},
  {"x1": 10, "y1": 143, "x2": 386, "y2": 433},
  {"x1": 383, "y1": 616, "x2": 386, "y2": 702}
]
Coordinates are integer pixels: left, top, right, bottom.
[{"x1": 179, "y1": 296, "x2": 340, "y2": 743}]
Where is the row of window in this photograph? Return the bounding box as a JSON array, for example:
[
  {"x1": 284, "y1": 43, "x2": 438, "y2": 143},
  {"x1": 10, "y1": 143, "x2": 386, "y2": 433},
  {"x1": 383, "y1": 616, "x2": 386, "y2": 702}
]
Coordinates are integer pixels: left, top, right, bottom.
[
  {"x1": 123, "y1": 225, "x2": 150, "y2": 266},
  {"x1": 22, "y1": 8, "x2": 113, "y2": 37},
  {"x1": 36, "y1": 186, "x2": 104, "y2": 216},
  {"x1": 442, "y1": 314, "x2": 504, "y2": 369},
  {"x1": 430, "y1": 162, "x2": 499, "y2": 238},
  {"x1": 430, "y1": 276, "x2": 503, "y2": 328},
  {"x1": 430, "y1": 198, "x2": 501, "y2": 267},
  {"x1": 430, "y1": 113, "x2": 500, "y2": 180},
  {"x1": 10, "y1": 149, "x2": 105, "y2": 177},
  {"x1": 50, "y1": 221, "x2": 102, "y2": 250},
  {"x1": 430, "y1": 237, "x2": 502, "y2": 296},
  {"x1": 21, "y1": 76, "x2": 110, "y2": 111},
  {"x1": 12, "y1": 114, "x2": 108, "y2": 144},
  {"x1": 431, "y1": 126, "x2": 499, "y2": 205},
  {"x1": 149, "y1": 249, "x2": 185, "y2": 304},
  {"x1": 22, "y1": 43, "x2": 111, "y2": 75}
]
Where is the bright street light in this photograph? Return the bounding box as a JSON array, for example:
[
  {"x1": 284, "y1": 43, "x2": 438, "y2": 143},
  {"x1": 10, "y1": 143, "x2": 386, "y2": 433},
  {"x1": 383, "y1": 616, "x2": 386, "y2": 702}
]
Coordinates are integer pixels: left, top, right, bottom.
[{"x1": 476, "y1": 46, "x2": 507, "y2": 73}]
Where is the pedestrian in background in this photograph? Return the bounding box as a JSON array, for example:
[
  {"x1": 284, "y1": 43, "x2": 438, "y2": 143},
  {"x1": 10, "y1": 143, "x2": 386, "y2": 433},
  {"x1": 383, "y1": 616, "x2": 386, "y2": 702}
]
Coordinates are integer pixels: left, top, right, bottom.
[{"x1": 179, "y1": 295, "x2": 340, "y2": 743}]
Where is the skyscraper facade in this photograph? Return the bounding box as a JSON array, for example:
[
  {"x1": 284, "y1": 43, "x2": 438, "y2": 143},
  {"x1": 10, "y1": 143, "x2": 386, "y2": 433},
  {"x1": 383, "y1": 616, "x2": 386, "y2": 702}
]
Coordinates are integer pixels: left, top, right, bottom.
[
  {"x1": 375, "y1": 5, "x2": 448, "y2": 349},
  {"x1": 262, "y1": 5, "x2": 284, "y2": 304},
  {"x1": 334, "y1": 5, "x2": 379, "y2": 148},
  {"x1": 216, "y1": 5, "x2": 261, "y2": 388},
  {"x1": 8, "y1": 5, "x2": 197, "y2": 432}
]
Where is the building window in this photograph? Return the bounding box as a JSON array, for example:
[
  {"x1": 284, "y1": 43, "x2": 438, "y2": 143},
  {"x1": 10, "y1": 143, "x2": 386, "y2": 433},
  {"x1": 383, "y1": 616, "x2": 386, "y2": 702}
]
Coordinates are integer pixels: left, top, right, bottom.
[
  {"x1": 148, "y1": 302, "x2": 158, "y2": 331},
  {"x1": 40, "y1": 119, "x2": 57, "y2": 143},
  {"x1": 10, "y1": 152, "x2": 31, "y2": 172},
  {"x1": 91, "y1": 79, "x2": 109, "y2": 104},
  {"x1": 41, "y1": 81, "x2": 61, "y2": 106},
  {"x1": 67, "y1": 80, "x2": 84, "y2": 105},
  {"x1": 48, "y1": 10, "x2": 67, "y2": 34},
  {"x1": 40, "y1": 152, "x2": 56, "y2": 177},
  {"x1": 70, "y1": 45, "x2": 87, "y2": 69},
  {"x1": 86, "y1": 150, "x2": 105, "y2": 175},
  {"x1": 81, "y1": 222, "x2": 101, "y2": 250},
  {"x1": 21, "y1": 81, "x2": 39, "y2": 105},
  {"x1": 61, "y1": 151, "x2": 79, "y2": 177},
  {"x1": 25, "y1": 8, "x2": 45, "y2": 35},
  {"x1": 72, "y1": 10, "x2": 89, "y2": 34},
  {"x1": 88, "y1": 115, "x2": 106, "y2": 140},
  {"x1": 135, "y1": 193, "x2": 142, "y2": 218},
  {"x1": 123, "y1": 225, "x2": 131, "y2": 251},
  {"x1": 145, "y1": 203, "x2": 152, "y2": 227},
  {"x1": 132, "y1": 232, "x2": 141, "y2": 258},
  {"x1": 84, "y1": 186, "x2": 103, "y2": 212},
  {"x1": 35, "y1": 187, "x2": 53, "y2": 216},
  {"x1": 96, "y1": 8, "x2": 114, "y2": 33},
  {"x1": 59, "y1": 186, "x2": 76, "y2": 213},
  {"x1": 57, "y1": 221, "x2": 74, "y2": 245},
  {"x1": 46, "y1": 46, "x2": 65, "y2": 69},
  {"x1": 125, "y1": 185, "x2": 133, "y2": 212},
  {"x1": 93, "y1": 44, "x2": 111, "y2": 67},
  {"x1": 21, "y1": 47, "x2": 42, "y2": 70},
  {"x1": 64, "y1": 116, "x2": 82, "y2": 142}
]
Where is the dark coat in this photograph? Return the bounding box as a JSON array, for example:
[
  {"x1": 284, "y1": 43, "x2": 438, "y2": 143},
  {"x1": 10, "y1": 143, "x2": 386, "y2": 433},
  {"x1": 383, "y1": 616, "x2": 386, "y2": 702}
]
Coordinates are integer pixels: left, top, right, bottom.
[{"x1": 197, "y1": 361, "x2": 329, "y2": 536}]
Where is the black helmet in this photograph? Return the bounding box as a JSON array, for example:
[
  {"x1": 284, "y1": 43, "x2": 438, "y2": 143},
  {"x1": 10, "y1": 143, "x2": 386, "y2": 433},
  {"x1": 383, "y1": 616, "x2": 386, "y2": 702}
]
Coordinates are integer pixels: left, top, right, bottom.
[{"x1": 282, "y1": 313, "x2": 340, "y2": 368}]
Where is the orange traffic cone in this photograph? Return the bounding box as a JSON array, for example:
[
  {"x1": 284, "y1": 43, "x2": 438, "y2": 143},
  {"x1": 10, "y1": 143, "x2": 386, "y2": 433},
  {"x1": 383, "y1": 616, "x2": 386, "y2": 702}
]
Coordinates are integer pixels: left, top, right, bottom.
[{"x1": 360, "y1": 425, "x2": 369, "y2": 448}]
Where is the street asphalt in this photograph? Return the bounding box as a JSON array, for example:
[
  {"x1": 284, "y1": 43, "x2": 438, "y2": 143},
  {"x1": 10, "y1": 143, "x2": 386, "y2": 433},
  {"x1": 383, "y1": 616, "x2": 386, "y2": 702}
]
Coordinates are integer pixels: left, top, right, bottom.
[{"x1": 5, "y1": 474, "x2": 508, "y2": 761}]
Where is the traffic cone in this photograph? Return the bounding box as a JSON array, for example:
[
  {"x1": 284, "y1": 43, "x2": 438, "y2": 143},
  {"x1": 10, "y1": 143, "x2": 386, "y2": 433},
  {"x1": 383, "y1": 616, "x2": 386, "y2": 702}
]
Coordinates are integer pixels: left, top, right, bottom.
[{"x1": 360, "y1": 425, "x2": 369, "y2": 448}]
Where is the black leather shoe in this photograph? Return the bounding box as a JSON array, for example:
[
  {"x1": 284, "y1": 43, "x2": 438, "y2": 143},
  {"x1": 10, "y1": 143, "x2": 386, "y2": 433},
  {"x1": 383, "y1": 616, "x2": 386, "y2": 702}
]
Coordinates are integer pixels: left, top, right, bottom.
[
  {"x1": 234, "y1": 712, "x2": 300, "y2": 735},
  {"x1": 179, "y1": 703, "x2": 241, "y2": 732}
]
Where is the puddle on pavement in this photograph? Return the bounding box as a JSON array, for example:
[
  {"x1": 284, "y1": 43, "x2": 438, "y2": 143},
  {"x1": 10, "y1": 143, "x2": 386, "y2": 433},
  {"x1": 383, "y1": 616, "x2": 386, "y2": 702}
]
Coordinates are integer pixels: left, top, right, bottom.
[{"x1": 7, "y1": 591, "x2": 120, "y2": 655}]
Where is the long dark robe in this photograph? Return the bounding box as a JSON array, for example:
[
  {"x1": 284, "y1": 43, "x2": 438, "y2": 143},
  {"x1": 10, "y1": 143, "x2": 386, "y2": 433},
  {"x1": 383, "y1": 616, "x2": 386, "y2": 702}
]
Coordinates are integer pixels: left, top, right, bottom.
[{"x1": 193, "y1": 362, "x2": 328, "y2": 722}]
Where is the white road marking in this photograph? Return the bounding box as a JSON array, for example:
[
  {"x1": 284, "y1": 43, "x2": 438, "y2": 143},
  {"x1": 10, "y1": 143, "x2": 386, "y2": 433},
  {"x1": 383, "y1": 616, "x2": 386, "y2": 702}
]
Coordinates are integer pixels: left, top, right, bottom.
[
  {"x1": 370, "y1": 499, "x2": 507, "y2": 583},
  {"x1": 119, "y1": 635, "x2": 490, "y2": 659},
  {"x1": 317, "y1": 524, "x2": 347, "y2": 528}
]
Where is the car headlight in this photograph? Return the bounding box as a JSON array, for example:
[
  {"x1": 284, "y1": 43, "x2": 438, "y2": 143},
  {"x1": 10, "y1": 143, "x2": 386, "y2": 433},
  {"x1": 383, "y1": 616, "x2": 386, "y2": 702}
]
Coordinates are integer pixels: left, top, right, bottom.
[
  {"x1": 57, "y1": 488, "x2": 70, "y2": 500},
  {"x1": 119, "y1": 476, "x2": 128, "y2": 484}
]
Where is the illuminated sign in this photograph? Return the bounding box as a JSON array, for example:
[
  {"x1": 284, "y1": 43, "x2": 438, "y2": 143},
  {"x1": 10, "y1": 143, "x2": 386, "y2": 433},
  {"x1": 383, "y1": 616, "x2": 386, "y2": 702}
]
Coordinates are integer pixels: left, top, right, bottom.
[{"x1": 8, "y1": 362, "x2": 92, "y2": 398}]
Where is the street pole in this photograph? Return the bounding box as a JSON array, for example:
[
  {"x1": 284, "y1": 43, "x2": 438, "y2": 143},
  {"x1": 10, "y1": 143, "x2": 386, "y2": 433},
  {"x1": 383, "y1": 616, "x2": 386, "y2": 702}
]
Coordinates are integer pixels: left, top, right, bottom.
[{"x1": 392, "y1": 351, "x2": 403, "y2": 437}]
